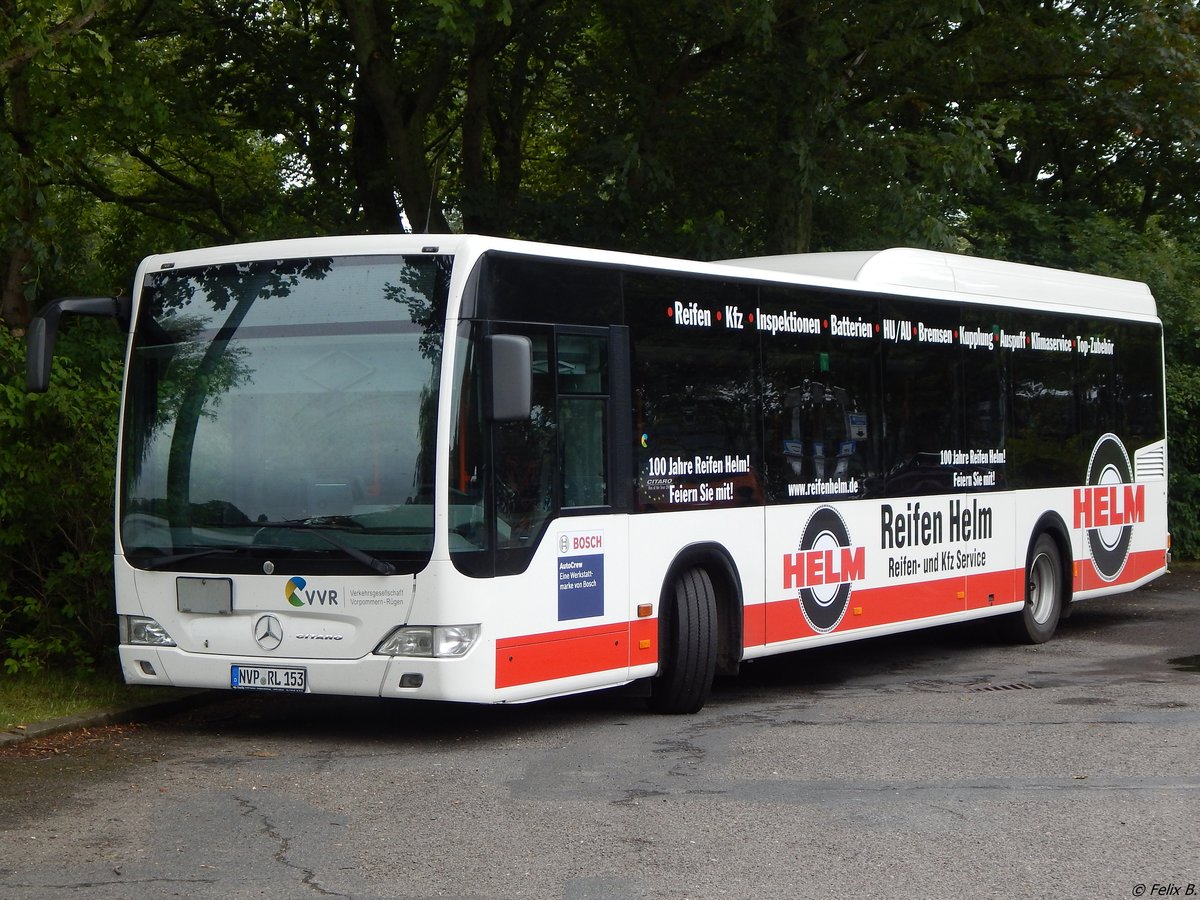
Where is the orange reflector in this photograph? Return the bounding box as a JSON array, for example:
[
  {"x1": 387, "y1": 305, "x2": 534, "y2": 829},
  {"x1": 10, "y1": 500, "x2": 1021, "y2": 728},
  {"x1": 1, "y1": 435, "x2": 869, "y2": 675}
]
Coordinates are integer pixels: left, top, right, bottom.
[
  {"x1": 637, "y1": 603, "x2": 653, "y2": 618},
  {"x1": 956, "y1": 591, "x2": 965, "y2": 600},
  {"x1": 853, "y1": 607, "x2": 862, "y2": 616},
  {"x1": 639, "y1": 639, "x2": 651, "y2": 650}
]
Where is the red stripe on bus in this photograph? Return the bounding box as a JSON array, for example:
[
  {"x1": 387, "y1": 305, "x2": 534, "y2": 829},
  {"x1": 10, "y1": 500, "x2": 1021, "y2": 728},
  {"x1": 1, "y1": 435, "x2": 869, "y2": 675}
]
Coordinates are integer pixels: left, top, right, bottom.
[
  {"x1": 744, "y1": 603, "x2": 767, "y2": 648},
  {"x1": 1075, "y1": 548, "x2": 1167, "y2": 592},
  {"x1": 495, "y1": 622, "x2": 629, "y2": 689},
  {"x1": 964, "y1": 568, "x2": 1024, "y2": 611},
  {"x1": 494, "y1": 547, "x2": 1166, "y2": 688},
  {"x1": 765, "y1": 567, "x2": 1026, "y2": 643},
  {"x1": 631, "y1": 617, "x2": 658, "y2": 663},
  {"x1": 494, "y1": 617, "x2": 660, "y2": 689}
]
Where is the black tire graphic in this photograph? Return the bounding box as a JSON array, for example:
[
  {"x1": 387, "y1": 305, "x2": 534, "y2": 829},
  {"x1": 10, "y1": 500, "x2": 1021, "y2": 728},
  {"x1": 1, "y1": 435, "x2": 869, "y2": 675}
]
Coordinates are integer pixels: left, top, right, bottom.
[
  {"x1": 798, "y1": 506, "x2": 853, "y2": 633},
  {"x1": 1086, "y1": 434, "x2": 1133, "y2": 581}
]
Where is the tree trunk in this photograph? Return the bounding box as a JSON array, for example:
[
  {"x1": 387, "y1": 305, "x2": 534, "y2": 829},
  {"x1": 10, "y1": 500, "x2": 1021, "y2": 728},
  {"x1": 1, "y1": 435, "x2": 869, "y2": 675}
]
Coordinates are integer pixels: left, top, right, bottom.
[
  {"x1": 1, "y1": 64, "x2": 35, "y2": 329},
  {"x1": 766, "y1": 190, "x2": 813, "y2": 256},
  {"x1": 351, "y1": 97, "x2": 403, "y2": 232},
  {"x1": 461, "y1": 43, "x2": 497, "y2": 234},
  {"x1": 339, "y1": 0, "x2": 451, "y2": 234},
  {"x1": 765, "y1": 102, "x2": 814, "y2": 255},
  {"x1": 1, "y1": 245, "x2": 34, "y2": 330}
]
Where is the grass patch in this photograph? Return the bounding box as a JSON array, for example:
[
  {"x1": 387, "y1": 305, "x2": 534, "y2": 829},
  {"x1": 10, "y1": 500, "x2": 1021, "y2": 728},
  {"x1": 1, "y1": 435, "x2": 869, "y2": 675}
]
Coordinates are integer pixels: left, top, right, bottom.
[{"x1": 0, "y1": 669, "x2": 177, "y2": 730}]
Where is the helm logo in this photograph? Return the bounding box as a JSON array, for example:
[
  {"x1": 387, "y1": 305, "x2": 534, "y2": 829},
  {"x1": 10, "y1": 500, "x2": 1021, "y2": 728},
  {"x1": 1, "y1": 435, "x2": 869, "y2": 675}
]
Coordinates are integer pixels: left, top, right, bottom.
[
  {"x1": 1075, "y1": 434, "x2": 1144, "y2": 582},
  {"x1": 783, "y1": 506, "x2": 865, "y2": 634}
]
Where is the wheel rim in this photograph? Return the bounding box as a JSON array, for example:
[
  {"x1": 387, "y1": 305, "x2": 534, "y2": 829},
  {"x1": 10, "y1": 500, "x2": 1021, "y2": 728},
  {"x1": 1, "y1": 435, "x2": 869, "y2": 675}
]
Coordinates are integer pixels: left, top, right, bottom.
[{"x1": 1027, "y1": 551, "x2": 1057, "y2": 625}]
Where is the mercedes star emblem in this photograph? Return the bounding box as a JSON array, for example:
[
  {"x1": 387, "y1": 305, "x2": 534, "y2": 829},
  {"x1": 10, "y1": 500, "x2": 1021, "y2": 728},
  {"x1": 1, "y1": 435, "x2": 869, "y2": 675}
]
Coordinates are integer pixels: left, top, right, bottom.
[{"x1": 254, "y1": 614, "x2": 283, "y2": 651}]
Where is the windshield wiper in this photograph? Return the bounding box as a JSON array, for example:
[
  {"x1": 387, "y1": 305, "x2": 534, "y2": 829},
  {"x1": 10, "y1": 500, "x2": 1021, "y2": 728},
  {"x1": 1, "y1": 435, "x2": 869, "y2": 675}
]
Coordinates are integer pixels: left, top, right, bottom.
[
  {"x1": 255, "y1": 520, "x2": 396, "y2": 576},
  {"x1": 137, "y1": 547, "x2": 245, "y2": 570}
]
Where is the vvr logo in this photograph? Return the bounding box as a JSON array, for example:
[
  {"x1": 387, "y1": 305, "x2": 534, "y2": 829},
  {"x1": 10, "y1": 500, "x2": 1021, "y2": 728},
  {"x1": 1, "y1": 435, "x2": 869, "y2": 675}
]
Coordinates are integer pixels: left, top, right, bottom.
[
  {"x1": 783, "y1": 506, "x2": 864, "y2": 634},
  {"x1": 284, "y1": 576, "x2": 339, "y2": 608}
]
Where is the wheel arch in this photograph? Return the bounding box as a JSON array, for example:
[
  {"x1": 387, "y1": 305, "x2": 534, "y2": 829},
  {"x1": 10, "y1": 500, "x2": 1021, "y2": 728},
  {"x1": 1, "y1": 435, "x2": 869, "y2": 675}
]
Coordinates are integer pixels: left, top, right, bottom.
[
  {"x1": 658, "y1": 542, "x2": 744, "y2": 677},
  {"x1": 1026, "y1": 511, "x2": 1074, "y2": 609}
]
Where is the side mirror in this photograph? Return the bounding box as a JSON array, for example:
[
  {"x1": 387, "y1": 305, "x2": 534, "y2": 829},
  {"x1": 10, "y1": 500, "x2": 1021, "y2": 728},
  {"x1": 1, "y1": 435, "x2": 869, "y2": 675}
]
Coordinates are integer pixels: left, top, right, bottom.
[
  {"x1": 26, "y1": 296, "x2": 125, "y2": 392},
  {"x1": 487, "y1": 334, "x2": 532, "y2": 422}
]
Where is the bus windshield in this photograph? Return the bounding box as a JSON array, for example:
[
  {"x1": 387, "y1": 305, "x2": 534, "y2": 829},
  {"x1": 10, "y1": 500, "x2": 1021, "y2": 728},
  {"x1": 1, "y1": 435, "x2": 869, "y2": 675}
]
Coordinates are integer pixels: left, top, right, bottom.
[{"x1": 119, "y1": 254, "x2": 451, "y2": 574}]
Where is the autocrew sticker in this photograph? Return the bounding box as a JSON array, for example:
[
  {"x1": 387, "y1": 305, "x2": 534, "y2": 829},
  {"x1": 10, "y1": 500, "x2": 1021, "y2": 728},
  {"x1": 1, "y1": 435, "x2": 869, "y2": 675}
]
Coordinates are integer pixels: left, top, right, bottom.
[
  {"x1": 1075, "y1": 433, "x2": 1144, "y2": 582},
  {"x1": 782, "y1": 506, "x2": 865, "y2": 633},
  {"x1": 557, "y1": 531, "x2": 604, "y2": 620}
]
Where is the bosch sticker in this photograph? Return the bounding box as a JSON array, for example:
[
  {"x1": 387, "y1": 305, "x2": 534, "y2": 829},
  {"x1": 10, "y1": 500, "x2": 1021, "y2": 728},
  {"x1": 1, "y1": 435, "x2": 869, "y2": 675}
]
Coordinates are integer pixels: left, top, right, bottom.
[{"x1": 557, "y1": 531, "x2": 604, "y2": 620}]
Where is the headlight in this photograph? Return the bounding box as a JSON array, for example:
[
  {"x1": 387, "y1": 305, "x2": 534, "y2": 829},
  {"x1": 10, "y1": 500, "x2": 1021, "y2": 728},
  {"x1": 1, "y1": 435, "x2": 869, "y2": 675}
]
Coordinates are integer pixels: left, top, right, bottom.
[
  {"x1": 119, "y1": 615, "x2": 177, "y2": 647},
  {"x1": 375, "y1": 624, "x2": 480, "y2": 658}
]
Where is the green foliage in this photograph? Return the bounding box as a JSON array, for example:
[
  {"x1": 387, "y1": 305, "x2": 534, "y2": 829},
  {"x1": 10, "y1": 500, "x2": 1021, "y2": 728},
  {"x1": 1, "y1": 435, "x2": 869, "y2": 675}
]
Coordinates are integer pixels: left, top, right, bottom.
[
  {"x1": 1166, "y1": 356, "x2": 1200, "y2": 558},
  {"x1": 1168, "y1": 472, "x2": 1200, "y2": 560},
  {"x1": 0, "y1": 323, "x2": 122, "y2": 672}
]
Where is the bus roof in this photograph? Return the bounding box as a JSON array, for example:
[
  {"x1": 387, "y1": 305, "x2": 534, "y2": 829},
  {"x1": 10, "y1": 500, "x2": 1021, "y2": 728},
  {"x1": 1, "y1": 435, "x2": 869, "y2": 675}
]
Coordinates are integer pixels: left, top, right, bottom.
[
  {"x1": 719, "y1": 248, "x2": 1157, "y2": 318},
  {"x1": 140, "y1": 236, "x2": 1158, "y2": 321}
]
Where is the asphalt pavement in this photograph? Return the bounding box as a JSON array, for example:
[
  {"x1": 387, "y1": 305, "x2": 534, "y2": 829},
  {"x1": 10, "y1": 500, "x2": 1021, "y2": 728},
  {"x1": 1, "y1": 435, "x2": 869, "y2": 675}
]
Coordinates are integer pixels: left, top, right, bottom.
[{"x1": 0, "y1": 566, "x2": 1196, "y2": 899}]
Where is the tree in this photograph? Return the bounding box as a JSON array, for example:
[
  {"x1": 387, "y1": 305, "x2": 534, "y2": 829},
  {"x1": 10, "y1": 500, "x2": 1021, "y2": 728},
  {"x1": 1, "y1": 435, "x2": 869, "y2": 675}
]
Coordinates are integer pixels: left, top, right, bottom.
[
  {"x1": 948, "y1": 0, "x2": 1200, "y2": 264},
  {"x1": 0, "y1": 0, "x2": 129, "y2": 328},
  {"x1": 337, "y1": 0, "x2": 463, "y2": 233}
]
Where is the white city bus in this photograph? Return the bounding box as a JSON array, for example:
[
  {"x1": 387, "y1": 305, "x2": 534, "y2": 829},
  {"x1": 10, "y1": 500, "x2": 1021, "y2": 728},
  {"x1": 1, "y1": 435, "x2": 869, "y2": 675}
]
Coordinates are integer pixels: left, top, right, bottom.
[{"x1": 27, "y1": 236, "x2": 1169, "y2": 712}]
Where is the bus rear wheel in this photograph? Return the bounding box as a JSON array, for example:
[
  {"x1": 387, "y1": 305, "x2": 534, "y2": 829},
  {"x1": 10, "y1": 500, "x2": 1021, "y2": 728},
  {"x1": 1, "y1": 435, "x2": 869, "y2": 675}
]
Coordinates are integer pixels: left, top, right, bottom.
[
  {"x1": 650, "y1": 567, "x2": 717, "y2": 714},
  {"x1": 1009, "y1": 533, "x2": 1064, "y2": 644}
]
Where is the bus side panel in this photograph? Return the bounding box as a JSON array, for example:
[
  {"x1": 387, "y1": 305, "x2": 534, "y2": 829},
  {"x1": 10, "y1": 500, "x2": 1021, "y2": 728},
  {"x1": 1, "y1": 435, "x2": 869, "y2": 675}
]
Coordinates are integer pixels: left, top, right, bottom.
[
  {"x1": 962, "y1": 492, "x2": 1022, "y2": 615},
  {"x1": 627, "y1": 506, "x2": 765, "y2": 666},
  {"x1": 1009, "y1": 476, "x2": 1168, "y2": 605},
  {"x1": 488, "y1": 513, "x2": 635, "y2": 701},
  {"x1": 764, "y1": 494, "x2": 1018, "y2": 647}
]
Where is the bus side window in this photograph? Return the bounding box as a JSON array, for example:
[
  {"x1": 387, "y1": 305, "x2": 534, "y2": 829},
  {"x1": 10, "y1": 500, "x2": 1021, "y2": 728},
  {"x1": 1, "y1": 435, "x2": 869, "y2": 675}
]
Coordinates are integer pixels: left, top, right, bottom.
[
  {"x1": 880, "y1": 299, "x2": 963, "y2": 497},
  {"x1": 626, "y1": 275, "x2": 760, "y2": 511},
  {"x1": 557, "y1": 333, "x2": 608, "y2": 508},
  {"x1": 1005, "y1": 311, "x2": 1079, "y2": 487},
  {"x1": 1114, "y1": 321, "x2": 1164, "y2": 446},
  {"x1": 760, "y1": 287, "x2": 882, "y2": 501}
]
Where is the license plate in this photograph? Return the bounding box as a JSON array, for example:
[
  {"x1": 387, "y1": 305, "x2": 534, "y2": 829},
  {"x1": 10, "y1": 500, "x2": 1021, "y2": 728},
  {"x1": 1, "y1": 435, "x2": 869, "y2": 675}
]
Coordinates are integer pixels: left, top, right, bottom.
[{"x1": 231, "y1": 665, "x2": 307, "y2": 692}]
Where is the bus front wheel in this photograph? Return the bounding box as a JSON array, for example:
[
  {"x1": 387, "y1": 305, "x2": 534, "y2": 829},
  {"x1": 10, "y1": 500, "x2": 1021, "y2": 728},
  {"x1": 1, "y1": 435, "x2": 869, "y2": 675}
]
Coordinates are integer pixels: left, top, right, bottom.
[
  {"x1": 1009, "y1": 533, "x2": 1064, "y2": 644},
  {"x1": 650, "y1": 567, "x2": 717, "y2": 714}
]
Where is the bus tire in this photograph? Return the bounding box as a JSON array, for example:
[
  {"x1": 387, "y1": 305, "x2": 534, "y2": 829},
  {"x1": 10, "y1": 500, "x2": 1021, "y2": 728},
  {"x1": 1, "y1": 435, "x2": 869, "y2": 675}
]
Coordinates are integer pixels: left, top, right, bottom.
[
  {"x1": 650, "y1": 567, "x2": 718, "y2": 714},
  {"x1": 1009, "y1": 533, "x2": 1063, "y2": 644}
]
